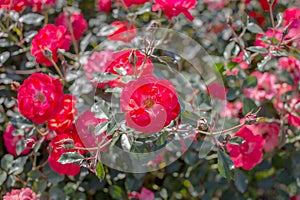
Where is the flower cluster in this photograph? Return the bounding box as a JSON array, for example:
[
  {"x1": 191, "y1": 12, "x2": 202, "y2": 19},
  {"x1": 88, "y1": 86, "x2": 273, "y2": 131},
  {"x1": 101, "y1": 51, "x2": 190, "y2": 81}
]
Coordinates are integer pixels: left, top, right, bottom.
[{"x1": 3, "y1": 188, "x2": 38, "y2": 200}]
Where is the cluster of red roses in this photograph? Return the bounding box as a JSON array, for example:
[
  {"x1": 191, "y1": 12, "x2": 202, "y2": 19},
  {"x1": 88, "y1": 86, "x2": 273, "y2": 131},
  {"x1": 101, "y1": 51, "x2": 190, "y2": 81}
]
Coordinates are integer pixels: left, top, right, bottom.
[{"x1": 222, "y1": 7, "x2": 300, "y2": 170}]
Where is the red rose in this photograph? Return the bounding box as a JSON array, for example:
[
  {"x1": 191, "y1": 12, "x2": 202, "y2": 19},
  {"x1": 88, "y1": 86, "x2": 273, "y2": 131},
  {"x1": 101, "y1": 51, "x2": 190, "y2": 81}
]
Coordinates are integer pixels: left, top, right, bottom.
[
  {"x1": 98, "y1": 0, "x2": 112, "y2": 12},
  {"x1": 31, "y1": 24, "x2": 71, "y2": 66},
  {"x1": 75, "y1": 110, "x2": 110, "y2": 153},
  {"x1": 243, "y1": 71, "x2": 278, "y2": 101},
  {"x1": 226, "y1": 127, "x2": 265, "y2": 170},
  {"x1": 3, "y1": 188, "x2": 38, "y2": 200},
  {"x1": 84, "y1": 49, "x2": 153, "y2": 88},
  {"x1": 278, "y1": 56, "x2": 300, "y2": 84},
  {"x1": 118, "y1": 0, "x2": 149, "y2": 7},
  {"x1": 48, "y1": 94, "x2": 77, "y2": 134},
  {"x1": 17, "y1": 73, "x2": 64, "y2": 124},
  {"x1": 247, "y1": 122, "x2": 280, "y2": 152},
  {"x1": 128, "y1": 187, "x2": 155, "y2": 200},
  {"x1": 152, "y1": 0, "x2": 197, "y2": 21},
  {"x1": 48, "y1": 130, "x2": 84, "y2": 176},
  {"x1": 29, "y1": 0, "x2": 56, "y2": 11},
  {"x1": 55, "y1": 12, "x2": 88, "y2": 41},
  {"x1": 120, "y1": 74, "x2": 180, "y2": 133},
  {"x1": 107, "y1": 21, "x2": 137, "y2": 43},
  {"x1": 3, "y1": 124, "x2": 35, "y2": 156},
  {"x1": 83, "y1": 50, "x2": 113, "y2": 88},
  {"x1": 0, "y1": 0, "x2": 28, "y2": 12}
]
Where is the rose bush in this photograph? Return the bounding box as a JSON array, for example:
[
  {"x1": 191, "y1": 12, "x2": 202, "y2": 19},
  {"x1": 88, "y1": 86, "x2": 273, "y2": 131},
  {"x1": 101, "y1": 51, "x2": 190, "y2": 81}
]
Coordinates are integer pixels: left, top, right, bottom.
[{"x1": 1, "y1": 0, "x2": 300, "y2": 199}]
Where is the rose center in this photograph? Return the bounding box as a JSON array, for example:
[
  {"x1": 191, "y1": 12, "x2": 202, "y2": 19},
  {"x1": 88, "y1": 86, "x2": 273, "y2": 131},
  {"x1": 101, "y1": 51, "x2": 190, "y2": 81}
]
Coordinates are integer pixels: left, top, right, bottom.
[
  {"x1": 143, "y1": 98, "x2": 155, "y2": 108},
  {"x1": 35, "y1": 92, "x2": 46, "y2": 103}
]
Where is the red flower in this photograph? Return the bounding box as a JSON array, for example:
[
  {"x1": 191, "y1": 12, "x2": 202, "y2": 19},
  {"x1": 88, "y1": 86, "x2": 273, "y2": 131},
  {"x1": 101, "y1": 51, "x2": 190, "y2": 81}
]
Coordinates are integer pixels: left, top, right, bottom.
[
  {"x1": 107, "y1": 21, "x2": 137, "y2": 43},
  {"x1": 75, "y1": 110, "x2": 110, "y2": 153},
  {"x1": 97, "y1": 0, "x2": 111, "y2": 12},
  {"x1": 283, "y1": 7, "x2": 300, "y2": 29},
  {"x1": 48, "y1": 94, "x2": 77, "y2": 134},
  {"x1": 278, "y1": 56, "x2": 300, "y2": 84},
  {"x1": 83, "y1": 50, "x2": 113, "y2": 87},
  {"x1": 231, "y1": 51, "x2": 249, "y2": 70},
  {"x1": 226, "y1": 127, "x2": 265, "y2": 170},
  {"x1": 3, "y1": 124, "x2": 35, "y2": 156},
  {"x1": 259, "y1": 0, "x2": 277, "y2": 11},
  {"x1": 0, "y1": 0, "x2": 28, "y2": 12},
  {"x1": 220, "y1": 101, "x2": 243, "y2": 118},
  {"x1": 247, "y1": 123, "x2": 280, "y2": 152},
  {"x1": 84, "y1": 49, "x2": 153, "y2": 88},
  {"x1": 206, "y1": 82, "x2": 226, "y2": 100},
  {"x1": 3, "y1": 188, "x2": 38, "y2": 200},
  {"x1": 55, "y1": 12, "x2": 88, "y2": 41},
  {"x1": 152, "y1": 0, "x2": 197, "y2": 21},
  {"x1": 31, "y1": 24, "x2": 71, "y2": 66},
  {"x1": 243, "y1": 71, "x2": 278, "y2": 101},
  {"x1": 48, "y1": 130, "x2": 84, "y2": 176},
  {"x1": 120, "y1": 74, "x2": 180, "y2": 133},
  {"x1": 128, "y1": 187, "x2": 155, "y2": 200},
  {"x1": 17, "y1": 73, "x2": 64, "y2": 124},
  {"x1": 118, "y1": 0, "x2": 149, "y2": 7},
  {"x1": 29, "y1": 0, "x2": 56, "y2": 11}
]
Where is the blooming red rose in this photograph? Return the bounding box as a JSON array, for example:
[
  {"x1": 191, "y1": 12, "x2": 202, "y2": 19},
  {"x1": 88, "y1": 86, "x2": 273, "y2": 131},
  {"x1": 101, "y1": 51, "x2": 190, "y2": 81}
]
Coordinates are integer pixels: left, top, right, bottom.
[
  {"x1": 29, "y1": 0, "x2": 56, "y2": 11},
  {"x1": 75, "y1": 110, "x2": 110, "y2": 153},
  {"x1": 128, "y1": 187, "x2": 155, "y2": 200},
  {"x1": 17, "y1": 73, "x2": 64, "y2": 124},
  {"x1": 3, "y1": 124, "x2": 35, "y2": 156},
  {"x1": 118, "y1": 0, "x2": 149, "y2": 7},
  {"x1": 206, "y1": 82, "x2": 226, "y2": 100},
  {"x1": 98, "y1": 0, "x2": 111, "y2": 12},
  {"x1": 48, "y1": 94, "x2": 77, "y2": 134},
  {"x1": 0, "y1": 0, "x2": 28, "y2": 12},
  {"x1": 226, "y1": 127, "x2": 265, "y2": 170},
  {"x1": 120, "y1": 74, "x2": 180, "y2": 133},
  {"x1": 83, "y1": 50, "x2": 113, "y2": 87},
  {"x1": 152, "y1": 0, "x2": 197, "y2": 21},
  {"x1": 259, "y1": 0, "x2": 277, "y2": 11},
  {"x1": 31, "y1": 24, "x2": 71, "y2": 66},
  {"x1": 48, "y1": 130, "x2": 84, "y2": 176},
  {"x1": 278, "y1": 56, "x2": 300, "y2": 84},
  {"x1": 243, "y1": 71, "x2": 278, "y2": 101},
  {"x1": 84, "y1": 49, "x2": 153, "y2": 88},
  {"x1": 247, "y1": 122, "x2": 280, "y2": 152},
  {"x1": 55, "y1": 12, "x2": 88, "y2": 41},
  {"x1": 107, "y1": 21, "x2": 137, "y2": 43},
  {"x1": 3, "y1": 188, "x2": 38, "y2": 200}
]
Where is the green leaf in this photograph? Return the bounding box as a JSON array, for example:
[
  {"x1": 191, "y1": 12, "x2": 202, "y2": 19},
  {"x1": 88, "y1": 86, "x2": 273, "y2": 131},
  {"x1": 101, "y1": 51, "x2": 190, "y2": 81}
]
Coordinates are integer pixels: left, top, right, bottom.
[
  {"x1": 16, "y1": 139, "x2": 26, "y2": 156},
  {"x1": 246, "y1": 46, "x2": 268, "y2": 53},
  {"x1": 9, "y1": 156, "x2": 28, "y2": 175},
  {"x1": 58, "y1": 152, "x2": 84, "y2": 164},
  {"x1": 243, "y1": 76, "x2": 257, "y2": 88},
  {"x1": 105, "y1": 87, "x2": 123, "y2": 93},
  {"x1": 277, "y1": 70, "x2": 294, "y2": 85},
  {"x1": 19, "y1": 13, "x2": 44, "y2": 25},
  {"x1": 92, "y1": 72, "x2": 119, "y2": 83},
  {"x1": 96, "y1": 161, "x2": 105, "y2": 180},
  {"x1": 109, "y1": 185, "x2": 124, "y2": 199},
  {"x1": 0, "y1": 170, "x2": 7, "y2": 185},
  {"x1": 229, "y1": 136, "x2": 245, "y2": 145},
  {"x1": 94, "y1": 121, "x2": 108, "y2": 136},
  {"x1": 0, "y1": 51, "x2": 10, "y2": 65},
  {"x1": 114, "y1": 67, "x2": 127, "y2": 76},
  {"x1": 217, "y1": 148, "x2": 234, "y2": 179},
  {"x1": 247, "y1": 23, "x2": 264, "y2": 34},
  {"x1": 91, "y1": 100, "x2": 110, "y2": 119},
  {"x1": 1, "y1": 154, "x2": 14, "y2": 171},
  {"x1": 80, "y1": 33, "x2": 92, "y2": 52},
  {"x1": 181, "y1": 111, "x2": 200, "y2": 127},
  {"x1": 242, "y1": 98, "x2": 258, "y2": 116},
  {"x1": 234, "y1": 169, "x2": 248, "y2": 193},
  {"x1": 258, "y1": 55, "x2": 271, "y2": 70},
  {"x1": 226, "y1": 87, "x2": 241, "y2": 101}
]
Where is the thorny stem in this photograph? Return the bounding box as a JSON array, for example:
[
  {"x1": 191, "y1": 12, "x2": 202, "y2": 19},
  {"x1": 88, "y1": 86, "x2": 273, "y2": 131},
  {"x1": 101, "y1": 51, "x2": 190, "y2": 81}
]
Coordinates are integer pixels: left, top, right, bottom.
[
  {"x1": 269, "y1": 0, "x2": 275, "y2": 29},
  {"x1": 50, "y1": 58, "x2": 64, "y2": 80},
  {"x1": 67, "y1": 15, "x2": 79, "y2": 57}
]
